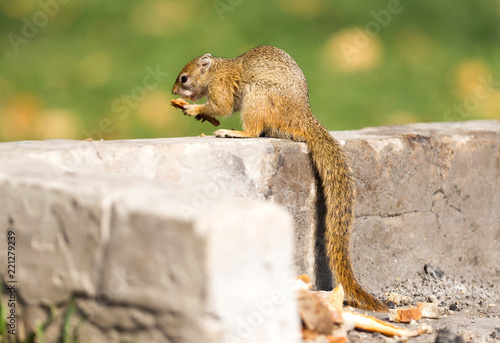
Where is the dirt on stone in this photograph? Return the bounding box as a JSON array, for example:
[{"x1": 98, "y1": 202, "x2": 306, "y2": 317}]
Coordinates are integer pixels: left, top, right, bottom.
[
  {"x1": 379, "y1": 264, "x2": 500, "y2": 315},
  {"x1": 346, "y1": 264, "x2": 500, "y2": 343}
]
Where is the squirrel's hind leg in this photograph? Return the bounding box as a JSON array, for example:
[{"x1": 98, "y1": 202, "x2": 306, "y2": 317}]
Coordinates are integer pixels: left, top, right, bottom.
[{"x1": 214, "y1": 102, "x2": 266, "y2": 138}]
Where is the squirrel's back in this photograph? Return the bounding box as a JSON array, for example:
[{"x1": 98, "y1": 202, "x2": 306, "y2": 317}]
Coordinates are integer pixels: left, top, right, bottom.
[{"x1": 239, "y1": 46, "x2": 309, "y2": 97}]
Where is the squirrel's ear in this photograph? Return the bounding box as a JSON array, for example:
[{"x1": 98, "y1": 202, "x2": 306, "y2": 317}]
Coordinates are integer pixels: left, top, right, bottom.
[{"x1": 199, "y1": 54, "x2": 212, "y2": 73}]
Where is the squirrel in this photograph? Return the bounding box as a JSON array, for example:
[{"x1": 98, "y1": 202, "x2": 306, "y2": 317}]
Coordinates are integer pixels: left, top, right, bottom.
[{"x1": 172, "y1": 46, "x2": 387, "y2": 312}]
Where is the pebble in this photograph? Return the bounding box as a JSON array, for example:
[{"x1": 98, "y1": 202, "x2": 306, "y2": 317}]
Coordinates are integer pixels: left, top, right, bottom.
[
  {"x1": 424, "y1": 264, "x2": 444, "y2": 279},
  {"x1": 435, "y1": 328, "x2": 464, "y2": 343}
]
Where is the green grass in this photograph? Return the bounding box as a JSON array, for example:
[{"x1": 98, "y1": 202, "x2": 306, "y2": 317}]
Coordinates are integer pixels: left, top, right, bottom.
[
  {"x1": 0, "y1": 296, "x2": 6, "y2": 340},
  {"x1": 0, "y1": 288, "x2": 81, "y2": 343},
  {"x1": 0, "y1": 0, "x2": 499, "y2": 141}
]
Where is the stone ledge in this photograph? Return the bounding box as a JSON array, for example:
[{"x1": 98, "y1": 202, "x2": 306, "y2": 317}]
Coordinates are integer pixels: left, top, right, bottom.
[
  {"x1": 1, "y1": 120, "x2": 499, "y2": 341},
  {"x1": 0, "y1": 160, "x2": 299, "y2": 342}
]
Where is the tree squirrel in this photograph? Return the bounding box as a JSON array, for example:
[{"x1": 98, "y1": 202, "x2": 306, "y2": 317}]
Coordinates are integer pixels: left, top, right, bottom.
[{"x1": 172, "y1": 46, "x2": 387, "y2": 311}]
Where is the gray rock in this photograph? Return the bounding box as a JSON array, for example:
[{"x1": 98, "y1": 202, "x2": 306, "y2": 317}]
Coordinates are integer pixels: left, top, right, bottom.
[
  {"x1": 0, "y1": 120, "x2": 499, "y2": 342},
  {"x1": 195, "y1": 198, "x2": 300, "y2": 343},
  {"x1": 0, "y1": 155, "x2": 299, "y2": 342}
]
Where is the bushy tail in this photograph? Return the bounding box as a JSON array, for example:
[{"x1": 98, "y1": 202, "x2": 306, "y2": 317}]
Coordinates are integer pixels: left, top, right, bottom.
[{"x1": 305, "y1": 120, "x2": 387, "y2": 312}]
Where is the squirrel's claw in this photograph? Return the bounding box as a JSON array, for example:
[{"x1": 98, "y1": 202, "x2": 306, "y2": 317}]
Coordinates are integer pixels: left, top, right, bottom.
[
  {"x1": 195, "y1": 115, "x2": 207, "y2": 123},
  {"x1": 182, "y1": 104, "x2": 198, "y2": 117}
]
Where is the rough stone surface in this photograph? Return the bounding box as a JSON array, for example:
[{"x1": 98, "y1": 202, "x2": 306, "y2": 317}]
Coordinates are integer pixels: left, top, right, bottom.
[
  {"x1": 0, "y1": 136, "x2": 319, "y2": 287},
  {"x1": 0, "y1": 120, "x2": 499, "y2": 341},
  {"x1": 0, "y1": 157, "x2": 299, "y2": 342},
  {"x1": 339, "y1": 121, "x2": 500, "y2": 294}
]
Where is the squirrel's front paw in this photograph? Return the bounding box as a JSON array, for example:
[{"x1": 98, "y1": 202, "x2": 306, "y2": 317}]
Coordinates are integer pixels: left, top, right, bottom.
[{"x1": 182, "y1": 104, "x2": 199, "y2": 117}]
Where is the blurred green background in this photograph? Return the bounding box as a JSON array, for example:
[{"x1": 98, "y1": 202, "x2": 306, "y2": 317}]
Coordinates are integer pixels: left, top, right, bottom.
[{"x1": 0, "y1": 0, "x2": 499, "y2": 141}]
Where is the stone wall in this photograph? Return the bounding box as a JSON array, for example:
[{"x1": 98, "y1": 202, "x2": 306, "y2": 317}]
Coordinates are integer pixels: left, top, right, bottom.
[{"x1": 0, "y1": 120, "x2": 498, "y2": 342}]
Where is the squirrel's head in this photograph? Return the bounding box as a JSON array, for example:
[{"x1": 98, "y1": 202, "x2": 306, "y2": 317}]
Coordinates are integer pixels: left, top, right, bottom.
[{"x1": 172, "y1": 53, "x2": 213, "y2": 101}]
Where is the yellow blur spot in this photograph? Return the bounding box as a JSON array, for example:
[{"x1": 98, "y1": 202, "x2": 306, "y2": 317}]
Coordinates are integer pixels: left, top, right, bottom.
[
  {"x1": 129, "y1": 0, "x2": 191, "y2": 37},
  {"x1": 385, "y1": 111, "x2": 420, "y2": 125},
  {"x1": 137, "y1": 90, "x2": 176, "y2": 127},
  {"x1": 322, "y1": 28, "x2": 383, "y2": 73},
  {"x1": 454, "y1": 60, "x2": 490, "y2": 98},
  {"x1": 0, "y1": 94, "x2": 41, "y2": 141},
  {"x1": 0, "y1": 95, "x2": 80, "y2": 141},
  {"x1": 0, "y1": 0, "x2": 37, "y2": 18},
  {"x1": 480, "y1": 90, "x2": 500, "y2": 119},
  {"x1": 36, "y1": 109, "x2": 80, "y2": 139},
  {"x1": 277, "y1": 0, "x2": 325, "y2": 18}
]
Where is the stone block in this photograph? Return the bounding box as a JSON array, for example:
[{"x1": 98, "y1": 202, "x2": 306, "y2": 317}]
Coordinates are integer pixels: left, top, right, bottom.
[
  {"x1": 343, "y1": 121, "x2": 500, "y2": 290},
  {"x1": 1, "y1": 120, "x2": 499, "y2": 341},
  {"x1": 0, "y1": 156, "x2": 300, "y2": 342},
  {"x1": 195, "y1": 198, "x2": 300, "y2": 342}
]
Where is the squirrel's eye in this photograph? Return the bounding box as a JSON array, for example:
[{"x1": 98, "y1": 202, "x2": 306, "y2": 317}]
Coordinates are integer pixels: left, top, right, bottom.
[{"x1": 181, "y1": 75, "x2": 188, "y2": 83}]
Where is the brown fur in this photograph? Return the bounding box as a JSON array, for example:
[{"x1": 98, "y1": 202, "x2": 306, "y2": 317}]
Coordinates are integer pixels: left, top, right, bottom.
[{"x1": 172, "y1": 46, "x2": 387, "y2": 311}]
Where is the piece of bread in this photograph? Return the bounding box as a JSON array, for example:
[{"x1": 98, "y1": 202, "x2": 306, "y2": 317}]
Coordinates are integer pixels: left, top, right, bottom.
[
  {"x1": 170, "y1": 98, "x2": 220, "y2": 126},
  {"x1": 170, "y1": 98, "x2": 190, "y2": 109}
]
